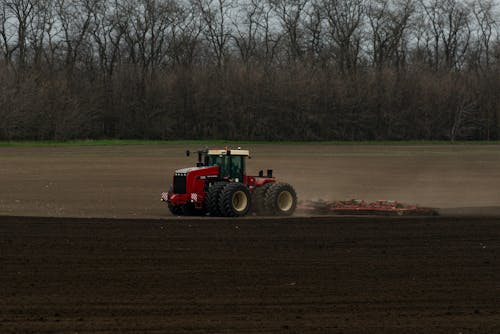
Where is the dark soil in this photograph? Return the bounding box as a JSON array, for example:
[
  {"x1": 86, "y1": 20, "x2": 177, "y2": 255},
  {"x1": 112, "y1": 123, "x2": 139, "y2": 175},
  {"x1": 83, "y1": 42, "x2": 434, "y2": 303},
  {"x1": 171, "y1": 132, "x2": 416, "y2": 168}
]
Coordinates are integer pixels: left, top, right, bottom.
[{"x1": 1, "y1": 216, "x2": 499, "y2": 333}]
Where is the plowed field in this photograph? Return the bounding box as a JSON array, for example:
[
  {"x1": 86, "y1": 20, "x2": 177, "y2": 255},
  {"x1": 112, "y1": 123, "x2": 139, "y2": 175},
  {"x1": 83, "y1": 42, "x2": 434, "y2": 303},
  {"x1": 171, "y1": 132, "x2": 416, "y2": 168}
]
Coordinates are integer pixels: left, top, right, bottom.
[
  {"x1": 1, "y1": 216, "x2": 499, "y2": 333},
  {"x1": 1, "y1": 144, "x2": 500, "y2": 333}
]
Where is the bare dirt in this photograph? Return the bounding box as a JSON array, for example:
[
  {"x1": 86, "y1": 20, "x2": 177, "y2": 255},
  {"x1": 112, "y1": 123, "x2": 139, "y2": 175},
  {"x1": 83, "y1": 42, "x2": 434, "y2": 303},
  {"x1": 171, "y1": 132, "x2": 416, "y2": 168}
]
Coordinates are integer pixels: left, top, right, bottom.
[
  {"x1": 1, "y1": 144, "x2": 500, "y2": 218},
  {"x1": 1, "y1": 144, "x2": 500, "y2": 333},
  {"x1": 1, "y1": 216, "x2": 499, "y2": 333}
]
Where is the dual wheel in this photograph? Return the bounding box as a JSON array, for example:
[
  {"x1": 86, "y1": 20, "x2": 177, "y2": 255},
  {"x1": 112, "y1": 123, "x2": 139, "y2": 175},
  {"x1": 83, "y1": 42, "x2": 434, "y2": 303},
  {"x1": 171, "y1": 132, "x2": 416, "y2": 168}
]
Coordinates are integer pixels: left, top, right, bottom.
[
  {"x1": 167, "y1": 183, "x2": 249, "y2": 217},
  {"x1": 207, "y1": 181, "x2": 297, "y2": 217},
  {"x1": 206, "y1": 182, "x2": 251, "y2": 217},
  {"x1": 253, "y1": 182, "x2": 297, "y2": 216}
]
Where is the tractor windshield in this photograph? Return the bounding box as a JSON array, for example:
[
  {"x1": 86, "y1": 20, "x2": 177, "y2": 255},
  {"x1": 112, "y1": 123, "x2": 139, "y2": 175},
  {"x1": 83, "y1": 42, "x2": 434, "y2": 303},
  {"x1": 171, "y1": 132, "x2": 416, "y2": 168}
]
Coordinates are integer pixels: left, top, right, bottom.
[{"x1": 207, "y1": 154, "x2": 244, "y2": 181}]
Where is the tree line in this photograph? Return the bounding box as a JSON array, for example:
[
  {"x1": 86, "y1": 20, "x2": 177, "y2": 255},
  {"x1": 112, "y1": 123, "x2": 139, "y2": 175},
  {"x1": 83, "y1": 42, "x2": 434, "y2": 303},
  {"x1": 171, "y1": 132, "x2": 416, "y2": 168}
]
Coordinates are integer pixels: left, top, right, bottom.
[{"x1": 0, "y1": 0, "x2": 499, "y2": 141}]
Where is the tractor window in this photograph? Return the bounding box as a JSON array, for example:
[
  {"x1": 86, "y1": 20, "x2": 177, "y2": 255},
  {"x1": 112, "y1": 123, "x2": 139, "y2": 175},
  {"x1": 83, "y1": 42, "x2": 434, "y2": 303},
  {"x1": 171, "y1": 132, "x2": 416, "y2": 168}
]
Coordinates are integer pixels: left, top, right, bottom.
[
  {"x1": 229, "y1": 156, "x2": 243, "y2": 180},
  {"x1": 207, "y1": 155, "x2": 228, "y2": 176},
  {"x1": 208, "y1": 155, "x2": 244, "y2": 181},
  {"x1": 208, "y1": 155, "x2": 223, "y2": 167}
]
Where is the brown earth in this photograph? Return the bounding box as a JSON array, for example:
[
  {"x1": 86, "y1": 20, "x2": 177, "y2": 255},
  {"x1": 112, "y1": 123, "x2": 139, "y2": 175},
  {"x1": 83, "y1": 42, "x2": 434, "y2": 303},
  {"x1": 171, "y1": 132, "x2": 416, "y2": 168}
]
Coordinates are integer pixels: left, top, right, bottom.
[
  {"x1": 0, "y1": 216, "x2": 498, "y2": 333},
  {"x1": 1, "y1": 144, "x2": 500, "y2": 218}
]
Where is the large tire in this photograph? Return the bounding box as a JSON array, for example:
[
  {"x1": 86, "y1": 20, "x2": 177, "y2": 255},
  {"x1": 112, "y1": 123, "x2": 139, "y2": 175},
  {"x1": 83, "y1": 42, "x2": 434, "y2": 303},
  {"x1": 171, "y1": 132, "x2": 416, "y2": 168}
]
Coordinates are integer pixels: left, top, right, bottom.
[
  {"x1": 167, "y1": 186, "x2": 184, "y2": 216},
  {"x1": 206, "y1": 182, "x2": 227, "y2": 216},
  {"x1": 219, "y1": 183, "x2": 251, "y2": 217},
  {"x1": 264, "y1": 182, "x2": 297, "y2": 216},
  {"x1": 168, "y1": 203, "x2": 183, "y2": 215},
  {"x1": 252, "y1": 182, "x2": 274, "y2": 215}
]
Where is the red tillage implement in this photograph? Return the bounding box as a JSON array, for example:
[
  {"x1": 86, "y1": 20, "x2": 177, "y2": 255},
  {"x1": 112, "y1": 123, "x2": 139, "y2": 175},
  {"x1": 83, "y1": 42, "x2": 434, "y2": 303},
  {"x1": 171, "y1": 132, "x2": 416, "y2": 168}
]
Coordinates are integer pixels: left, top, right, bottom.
[{"x1": 297, "y1": 199, "x2": 438, "y2": 216}]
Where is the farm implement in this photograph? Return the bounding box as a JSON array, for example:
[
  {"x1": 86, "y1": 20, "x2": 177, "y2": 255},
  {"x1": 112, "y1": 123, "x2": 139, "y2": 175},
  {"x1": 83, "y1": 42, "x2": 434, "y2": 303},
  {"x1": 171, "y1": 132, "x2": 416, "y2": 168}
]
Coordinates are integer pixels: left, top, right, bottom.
[{"x1": 297, "y1": 199, "x2": 438, "y2": 216}]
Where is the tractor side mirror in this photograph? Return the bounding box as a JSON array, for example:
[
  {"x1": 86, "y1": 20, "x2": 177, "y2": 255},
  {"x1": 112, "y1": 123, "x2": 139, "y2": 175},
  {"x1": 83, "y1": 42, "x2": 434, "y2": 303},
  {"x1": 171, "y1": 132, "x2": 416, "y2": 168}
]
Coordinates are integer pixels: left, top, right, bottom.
[{"x1": 186, "y1": 150, "x2": 190, "y2": 157}]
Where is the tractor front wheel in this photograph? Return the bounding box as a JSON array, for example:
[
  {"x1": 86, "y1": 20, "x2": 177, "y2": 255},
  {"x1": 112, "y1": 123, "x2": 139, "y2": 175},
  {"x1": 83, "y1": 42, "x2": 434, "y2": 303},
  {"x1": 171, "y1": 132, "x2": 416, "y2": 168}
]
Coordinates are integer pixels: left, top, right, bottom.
[
  {"x1": 206, "y1": 182, "x2": 227, "y2": 216},
  {"x1": 168, "y1": 203, "x2": 183, "y2": 215},
  {"x1": 219, "y1": 183, "x2": 251, "y2": 217},
  {"x1": 264, "y1": 182, "x2": 297, "y2": 216}
]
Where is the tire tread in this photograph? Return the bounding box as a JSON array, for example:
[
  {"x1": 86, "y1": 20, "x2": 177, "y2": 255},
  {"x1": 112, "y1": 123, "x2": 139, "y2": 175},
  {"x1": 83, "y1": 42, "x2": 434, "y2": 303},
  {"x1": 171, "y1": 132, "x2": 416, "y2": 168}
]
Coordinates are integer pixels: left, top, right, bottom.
[
  {"x1": 264, "y1": 182, "x2": 297, "y2": 216},
  {"x1": 219, "y1": 183, "x2": 251, "y2": 217},
  {"x1": 206, "y1": 182, "x2": 227, "y2": 216}
]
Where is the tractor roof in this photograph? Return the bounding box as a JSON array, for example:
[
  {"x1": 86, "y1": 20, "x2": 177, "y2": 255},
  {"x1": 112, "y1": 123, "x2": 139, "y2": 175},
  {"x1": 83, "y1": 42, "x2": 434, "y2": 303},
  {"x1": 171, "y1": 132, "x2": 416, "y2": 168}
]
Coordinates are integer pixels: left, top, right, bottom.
[{"x1": 208, "y1": 149, "x2": 250, "y2": 156}]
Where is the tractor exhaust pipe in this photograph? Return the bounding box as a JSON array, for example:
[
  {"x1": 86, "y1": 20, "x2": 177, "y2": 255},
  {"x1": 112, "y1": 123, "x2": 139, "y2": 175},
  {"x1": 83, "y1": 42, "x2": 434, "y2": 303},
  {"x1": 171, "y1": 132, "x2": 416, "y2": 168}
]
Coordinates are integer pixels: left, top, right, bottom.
[
  {"x1": 196, "y1": 151, "x2": 203, "y2": 167},
  {"x1": 186, "y1": 148, "x2": 208, "y2": 167},
  {"x1": 259, "y1": 170, "x2": 273, "y2": 177}
]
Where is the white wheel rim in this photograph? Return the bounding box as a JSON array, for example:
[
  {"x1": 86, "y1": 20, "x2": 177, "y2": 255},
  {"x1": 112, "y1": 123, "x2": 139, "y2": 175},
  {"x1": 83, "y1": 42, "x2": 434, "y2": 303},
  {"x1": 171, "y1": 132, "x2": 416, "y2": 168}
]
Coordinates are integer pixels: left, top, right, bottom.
[
  {"x1": 277, "y1": 191, "x2": 293, "y2": 211},
  {"x1": 232, "y1": 191, "x2": 247, "y2": 212}
]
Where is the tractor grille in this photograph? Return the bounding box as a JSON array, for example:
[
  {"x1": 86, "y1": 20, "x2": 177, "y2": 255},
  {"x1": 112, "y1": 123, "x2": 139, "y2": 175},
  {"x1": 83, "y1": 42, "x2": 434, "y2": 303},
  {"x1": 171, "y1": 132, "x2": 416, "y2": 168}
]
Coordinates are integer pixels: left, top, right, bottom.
[{"x1": 173, "y1": 175, "x2": 186, "y2": 194}]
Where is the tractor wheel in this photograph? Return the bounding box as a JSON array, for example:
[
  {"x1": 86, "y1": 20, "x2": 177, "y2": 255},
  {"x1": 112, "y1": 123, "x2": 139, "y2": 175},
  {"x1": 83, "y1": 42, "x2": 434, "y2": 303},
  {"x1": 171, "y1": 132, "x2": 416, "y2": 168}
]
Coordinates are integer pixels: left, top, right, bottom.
[
  {"x1": 264, "y1": 182, "x2": 297, "y2": 216},
  {"x1": 219, "y1": 183, "x2": 251, "y2": 217},
  {"x1": 168, "y1": 203, "x2": 184, "y2": 215},
  {"x1": 206, "y1": 182, "x2": 227, "y2": 216},
  {"x1": 252, "y1": 182, "x2": 274, "y2": 215}
]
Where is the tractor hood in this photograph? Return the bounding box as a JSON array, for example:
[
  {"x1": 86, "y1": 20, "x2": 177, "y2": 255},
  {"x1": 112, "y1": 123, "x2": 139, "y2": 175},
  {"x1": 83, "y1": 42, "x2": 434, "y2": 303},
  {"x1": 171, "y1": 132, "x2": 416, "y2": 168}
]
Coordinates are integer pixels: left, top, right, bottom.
[{"x1": 174, "y1": 166, "x2": 218, "y2": 176}]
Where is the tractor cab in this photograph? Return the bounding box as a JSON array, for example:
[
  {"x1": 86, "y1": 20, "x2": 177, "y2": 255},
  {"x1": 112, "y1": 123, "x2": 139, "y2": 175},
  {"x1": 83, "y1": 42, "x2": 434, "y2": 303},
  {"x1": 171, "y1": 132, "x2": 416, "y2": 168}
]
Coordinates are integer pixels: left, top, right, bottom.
[{"x1": 206, "y1": 149, "x2": 249, "y2": 182}]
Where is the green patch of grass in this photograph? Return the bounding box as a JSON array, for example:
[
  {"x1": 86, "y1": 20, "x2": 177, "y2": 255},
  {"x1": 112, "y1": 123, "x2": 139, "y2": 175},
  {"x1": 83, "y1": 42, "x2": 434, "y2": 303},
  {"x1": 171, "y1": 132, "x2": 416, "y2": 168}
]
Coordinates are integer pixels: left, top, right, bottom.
[
  {"x1": 1, "y1": 139, "x2": 500, "y2": 147},
  {"x1": 0, "y1": 139, "x2": 231, "y2": 147},
  {"x1": 322, "y1": 140, "x2": 500, "y2": 145}
]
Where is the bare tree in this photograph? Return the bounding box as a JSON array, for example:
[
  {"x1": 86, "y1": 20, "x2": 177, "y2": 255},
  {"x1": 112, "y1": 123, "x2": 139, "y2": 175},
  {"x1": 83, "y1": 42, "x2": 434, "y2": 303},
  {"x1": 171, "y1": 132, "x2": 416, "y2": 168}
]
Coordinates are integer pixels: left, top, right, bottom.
[
  {"x1": 255, "y1": 1, "x2": 282, "y2": 65},
  {"x1": 26, "y1": 0, "x2": 55, "y2": 68},
  {"x1": 420, "y1": 0, "x2": 471, "y2": 70},
  {"x1": 322, "y1": 0, "x2": 365, "y2": 73},
  {"x1": 4, "y1": 0, "x2": 35, "y2": 68},
  {"x1": 367, "y1": 0, "x2": 414, "y2": 69},
  {"x1": 0, "y1": 0, "x2": 499, "y2": 141},
  {"x1": 471, "y1": 0, "x2": 497, "y2": 70},
  {"x1": 55, "y1": 0, "x2": 97, "y2": 73},
  {"x1": 91, "y1": 0, "x2": 125, "y2": 77},
  {"x1": 270, "y1": 0, "x2": 309, "y2": 63},
  {"x1": 123, "y1": 0, "x2": 179, "y2": 73},
  {"x1": 0, "y1": 1, "x2": 18, "y2": 63},
  {"x1": 231, "y1": 0, "x2": 262, "y2": 65},
  {"x1": 450, "y1": 91, "x2": 475, "y2": 142},
  {"x1": 167, "y1": 2, "x2": 201, "y2": 66},
  {"x1": 193, "y1": 0, "x2": 233, "y2": 67},
  {"x1": 303, "y1": 0, "x2": 324, "y2": 64}
]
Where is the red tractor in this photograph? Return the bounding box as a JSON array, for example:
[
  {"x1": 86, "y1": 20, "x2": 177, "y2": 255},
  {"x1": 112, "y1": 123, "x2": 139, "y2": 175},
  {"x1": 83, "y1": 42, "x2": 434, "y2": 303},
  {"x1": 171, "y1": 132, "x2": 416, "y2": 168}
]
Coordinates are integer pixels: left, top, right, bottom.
[{"x1": 161, "y1": 147, "x2": 297, "y2": 217}]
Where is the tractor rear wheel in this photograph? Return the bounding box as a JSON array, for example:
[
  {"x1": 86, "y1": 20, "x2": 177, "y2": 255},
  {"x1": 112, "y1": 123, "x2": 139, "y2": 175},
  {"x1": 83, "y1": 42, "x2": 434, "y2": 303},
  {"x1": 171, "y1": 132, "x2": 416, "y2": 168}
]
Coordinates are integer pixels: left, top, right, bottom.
[
  {"x1": 206, "y1": 182, "x2": 227, "y2": 216},
  {"x1": 219, "y1": 183, "x2": 251, "y2": 217},
  {"x1": 252, "y1": 182, "x2": 274, "y2": 215},
  {"x1": 264, "y1": 182, "x2": 297, "y2": 216}
]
